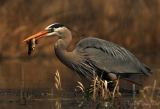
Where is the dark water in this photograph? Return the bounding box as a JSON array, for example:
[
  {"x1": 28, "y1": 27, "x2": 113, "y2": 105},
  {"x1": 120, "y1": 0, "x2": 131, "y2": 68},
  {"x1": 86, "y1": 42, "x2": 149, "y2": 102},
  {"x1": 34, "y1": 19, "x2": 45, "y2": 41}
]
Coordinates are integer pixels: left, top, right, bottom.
[
  {"x1": 1, "y1": 97, "x2": 160, "y2": 109},
  {"x1": 0, "y1": 88, "x2": 159, "y2": 109},
  {"x1": 0, "y1": 93, "x2": 103, "y2": 109},
  {"x1": 0, "y1": 99, "x2": 98, "y2": 109}
]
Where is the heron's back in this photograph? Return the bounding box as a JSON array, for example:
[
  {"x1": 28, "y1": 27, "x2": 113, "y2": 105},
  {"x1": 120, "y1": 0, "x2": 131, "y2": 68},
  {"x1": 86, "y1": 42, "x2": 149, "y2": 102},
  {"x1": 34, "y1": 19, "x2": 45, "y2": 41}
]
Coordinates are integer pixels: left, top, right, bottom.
[{"x1": 73, "y1": 37, "x2": 151, "y2": 80}]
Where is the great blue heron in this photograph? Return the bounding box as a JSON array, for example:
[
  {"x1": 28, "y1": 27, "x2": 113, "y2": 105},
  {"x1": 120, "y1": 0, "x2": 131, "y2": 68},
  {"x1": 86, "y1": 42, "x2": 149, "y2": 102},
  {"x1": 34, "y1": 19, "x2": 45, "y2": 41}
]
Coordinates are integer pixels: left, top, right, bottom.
[{"x1": 23, "y1": 23, "x2": 151, "y2": 89}]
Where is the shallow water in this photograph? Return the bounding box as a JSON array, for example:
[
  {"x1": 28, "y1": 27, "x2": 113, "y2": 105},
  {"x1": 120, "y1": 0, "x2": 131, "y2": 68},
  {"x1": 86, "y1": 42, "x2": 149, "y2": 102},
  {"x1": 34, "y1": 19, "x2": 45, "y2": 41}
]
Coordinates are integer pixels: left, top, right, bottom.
[
  {"x1": 0, "y1": 89, "x2": 159, "y2": 109},
  {"x1": 0, "y1": 100, "x2": 98, "y2": 109},
  {"x1": 1, "y1": 97, "x2": 160, "y2": 109}
]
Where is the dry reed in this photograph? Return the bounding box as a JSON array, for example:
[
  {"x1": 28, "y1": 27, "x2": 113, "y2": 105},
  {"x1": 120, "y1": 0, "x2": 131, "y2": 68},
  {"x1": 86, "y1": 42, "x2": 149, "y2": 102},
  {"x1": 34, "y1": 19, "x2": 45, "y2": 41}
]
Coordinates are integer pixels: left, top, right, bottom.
[{"x1": 55, "y1": 70, "x2": 63, "y2": 94}]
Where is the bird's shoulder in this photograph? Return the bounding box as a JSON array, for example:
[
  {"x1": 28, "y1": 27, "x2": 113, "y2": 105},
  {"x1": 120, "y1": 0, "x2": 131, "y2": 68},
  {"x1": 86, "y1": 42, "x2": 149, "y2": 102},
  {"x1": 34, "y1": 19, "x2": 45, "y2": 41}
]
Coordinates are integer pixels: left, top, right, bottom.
[{"x1": 75, "y1": 37, "x2": 136, "y2": 60}]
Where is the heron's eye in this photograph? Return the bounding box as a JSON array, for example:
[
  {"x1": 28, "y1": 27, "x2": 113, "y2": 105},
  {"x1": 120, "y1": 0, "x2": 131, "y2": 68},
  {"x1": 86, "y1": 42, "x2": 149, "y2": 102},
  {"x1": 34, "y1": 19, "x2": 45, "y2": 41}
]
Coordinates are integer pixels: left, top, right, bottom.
[{"x1": 48, "y1": 28, "x2": 54, "y2": 32}]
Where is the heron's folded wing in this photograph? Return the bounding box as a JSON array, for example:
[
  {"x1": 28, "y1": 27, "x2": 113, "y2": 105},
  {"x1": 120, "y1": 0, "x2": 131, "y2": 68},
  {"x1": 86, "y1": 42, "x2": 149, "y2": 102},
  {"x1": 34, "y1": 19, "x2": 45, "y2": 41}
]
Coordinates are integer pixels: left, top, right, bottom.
[{"x1": 75, "y1": 37, "x2": 151, "y2": 76}]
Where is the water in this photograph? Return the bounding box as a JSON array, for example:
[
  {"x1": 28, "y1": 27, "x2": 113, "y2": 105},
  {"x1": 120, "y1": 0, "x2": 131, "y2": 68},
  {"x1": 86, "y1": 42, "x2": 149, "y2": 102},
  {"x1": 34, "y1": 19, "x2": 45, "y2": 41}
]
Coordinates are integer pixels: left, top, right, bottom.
[
  {"x1": 0, "y1": 97, "x2": 125, "y2": 109},
  {"x1": 0, "y1": 99, "x2": 98, "y2": 109},
  {"x1": 0, "y1": 88, "x2": 159, "y2": 109},
  {"x1": 0, "y1": 88, "x2": 122, "y2": 109},
  {"x1": 0, "y1": 94, "x2": 104, "y2": 109},
  {"x1": 1, "y1": 97, "x2": 159, "y2": 109}
]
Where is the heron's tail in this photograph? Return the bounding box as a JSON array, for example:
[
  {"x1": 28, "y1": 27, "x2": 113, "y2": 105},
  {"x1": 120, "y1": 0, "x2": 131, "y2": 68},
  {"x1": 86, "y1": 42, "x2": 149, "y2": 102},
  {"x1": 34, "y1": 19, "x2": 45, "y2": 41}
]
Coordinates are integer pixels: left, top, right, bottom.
[
  {"x1": 128, "y1": 63, "x2": 151, "y2": 80},
  {"x1": 141, "y1": 63, "x2": 152, "y2": 76}
]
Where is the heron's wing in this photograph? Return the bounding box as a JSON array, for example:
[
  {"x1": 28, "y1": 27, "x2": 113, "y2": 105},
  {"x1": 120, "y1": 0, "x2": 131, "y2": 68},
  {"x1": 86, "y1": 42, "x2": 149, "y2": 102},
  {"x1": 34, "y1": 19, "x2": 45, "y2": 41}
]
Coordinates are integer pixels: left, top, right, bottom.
[{"x1": 75, "y1": 37, "x2": 151, "y2": 76}]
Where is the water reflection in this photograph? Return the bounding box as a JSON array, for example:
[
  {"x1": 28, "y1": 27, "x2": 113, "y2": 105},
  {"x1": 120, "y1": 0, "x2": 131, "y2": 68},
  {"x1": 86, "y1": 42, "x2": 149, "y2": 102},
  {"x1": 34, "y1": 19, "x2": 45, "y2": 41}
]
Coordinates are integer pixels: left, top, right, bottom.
[
  {"x1": 0, "y1": 95, "x2": 159, "y2": 109},
  {"x1": 55, "y1": 101, "x2": 61, "y2": 109}
]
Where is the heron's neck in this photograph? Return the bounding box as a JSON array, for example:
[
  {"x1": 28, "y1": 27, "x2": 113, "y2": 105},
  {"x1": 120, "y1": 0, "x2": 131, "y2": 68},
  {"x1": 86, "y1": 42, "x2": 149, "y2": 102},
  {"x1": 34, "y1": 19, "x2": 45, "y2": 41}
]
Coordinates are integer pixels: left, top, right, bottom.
[
  {"x1": 56, "y1": 37, "x2": 72, "y2": 51},
  {"x1": 54, "y1": 33, "x2": 74, "y2": 65}
]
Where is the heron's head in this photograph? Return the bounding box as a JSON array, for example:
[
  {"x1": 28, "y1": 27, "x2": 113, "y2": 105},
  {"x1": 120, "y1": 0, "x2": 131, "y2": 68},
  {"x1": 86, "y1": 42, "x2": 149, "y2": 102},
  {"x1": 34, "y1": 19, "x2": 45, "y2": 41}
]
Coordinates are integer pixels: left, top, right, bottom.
[{"x1": 22, "y1": 23, "x2": 70, "y2": 43}]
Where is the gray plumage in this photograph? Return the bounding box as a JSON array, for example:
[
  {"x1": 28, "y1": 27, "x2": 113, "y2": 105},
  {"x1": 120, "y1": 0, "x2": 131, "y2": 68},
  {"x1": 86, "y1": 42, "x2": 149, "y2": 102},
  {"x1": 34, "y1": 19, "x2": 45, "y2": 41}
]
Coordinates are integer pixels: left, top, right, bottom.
[
  {"x1": 26, "y1": 23, "x2": 151, "y2": 83},
  {"x1": 47, "y1": 23, "x2": 151, "y2": 82},
  {"x1": 71, "y1": 37, "x2": 151, "y2": 80}
]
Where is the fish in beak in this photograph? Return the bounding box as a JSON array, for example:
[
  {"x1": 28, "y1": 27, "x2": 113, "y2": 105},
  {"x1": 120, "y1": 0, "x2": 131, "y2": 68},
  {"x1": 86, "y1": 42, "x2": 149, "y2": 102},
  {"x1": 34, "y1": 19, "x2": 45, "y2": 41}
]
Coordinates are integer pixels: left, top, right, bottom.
[
  {"x1": 22, "y1": 30, "x2": 48, "y2": 55},
  {"x1": 27, "y1": 38, "x2": 38, "y2": 55}
]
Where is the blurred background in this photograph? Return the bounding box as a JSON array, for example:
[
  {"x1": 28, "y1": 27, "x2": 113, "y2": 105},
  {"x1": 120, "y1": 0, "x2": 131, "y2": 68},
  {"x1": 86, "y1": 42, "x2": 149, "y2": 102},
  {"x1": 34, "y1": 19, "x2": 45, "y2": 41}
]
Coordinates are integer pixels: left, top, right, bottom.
[{"x1": 0, "y1": 0, "x2": 159, "y2": 90}]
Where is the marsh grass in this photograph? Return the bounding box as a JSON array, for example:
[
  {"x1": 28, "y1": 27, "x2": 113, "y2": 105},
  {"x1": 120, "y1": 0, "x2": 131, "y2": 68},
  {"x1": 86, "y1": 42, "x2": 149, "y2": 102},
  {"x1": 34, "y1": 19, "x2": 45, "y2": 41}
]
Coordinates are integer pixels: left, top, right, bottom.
[
  {"x1": 75, "y1": 71, "x2": 121, "y2": 101},
  {"x1": 55, "y1": 70, "x2": 63, "y2": 95},
  {"x1": 74, "y1": 72, "x2": 125, "y2": 109},
  {"x1": 120, "y1": 79, "x2": 159, "y2": 109},
  {"x1": 74, "y1": 81, "x2": 85, "y2": 99},
  {"x1": 138, "y1": 80, "x2": 160, "y2": 103},
  {"x1": 74, "y1": 70, "x2": 160, "y2": 108},
  {"x1": 14, "y1": 69, "x2": 159, "y2": 109}
]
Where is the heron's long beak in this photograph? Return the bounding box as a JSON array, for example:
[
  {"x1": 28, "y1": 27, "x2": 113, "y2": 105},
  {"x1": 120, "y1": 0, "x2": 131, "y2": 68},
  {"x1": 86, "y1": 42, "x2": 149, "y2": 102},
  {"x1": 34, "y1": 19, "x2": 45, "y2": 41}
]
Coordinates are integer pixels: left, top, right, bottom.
[{"x1": 22, "y1": 30, "x2": 47, "y2": 43}]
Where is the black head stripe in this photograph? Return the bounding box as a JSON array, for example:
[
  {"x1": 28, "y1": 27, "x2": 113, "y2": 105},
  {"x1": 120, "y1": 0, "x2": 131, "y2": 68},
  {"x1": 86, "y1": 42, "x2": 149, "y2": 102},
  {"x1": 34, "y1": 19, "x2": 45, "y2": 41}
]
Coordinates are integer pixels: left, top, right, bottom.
[
  {"x1": 45, "y1": 23, "x2": 86, "y2": 37},
  {"x1": 47, "y1": 23, "x2": 64, "y2": 29}
]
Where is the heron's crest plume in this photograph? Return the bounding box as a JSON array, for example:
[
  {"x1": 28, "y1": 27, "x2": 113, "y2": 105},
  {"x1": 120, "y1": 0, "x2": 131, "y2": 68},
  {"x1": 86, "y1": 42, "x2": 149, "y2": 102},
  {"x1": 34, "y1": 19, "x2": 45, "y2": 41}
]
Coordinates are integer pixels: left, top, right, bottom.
[{"x1": 46, "y1": 23, "x2": 87, "y2": 38}]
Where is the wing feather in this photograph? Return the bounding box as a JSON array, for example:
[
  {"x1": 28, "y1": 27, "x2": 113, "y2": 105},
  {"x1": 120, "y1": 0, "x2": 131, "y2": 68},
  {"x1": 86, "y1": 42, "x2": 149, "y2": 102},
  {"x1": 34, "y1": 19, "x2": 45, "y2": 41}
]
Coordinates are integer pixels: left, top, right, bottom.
[{"x1": 75, "y1": 37, "x2": 151, "y2": 76}]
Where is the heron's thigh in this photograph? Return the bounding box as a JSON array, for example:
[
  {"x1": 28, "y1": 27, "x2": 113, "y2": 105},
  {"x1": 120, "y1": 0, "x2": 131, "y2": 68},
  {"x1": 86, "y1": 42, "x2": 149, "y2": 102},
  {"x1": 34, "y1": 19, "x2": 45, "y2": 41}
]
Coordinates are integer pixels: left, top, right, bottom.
[{"x1": 108, "y1": 73, "x2": 117, "y2": 81}]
